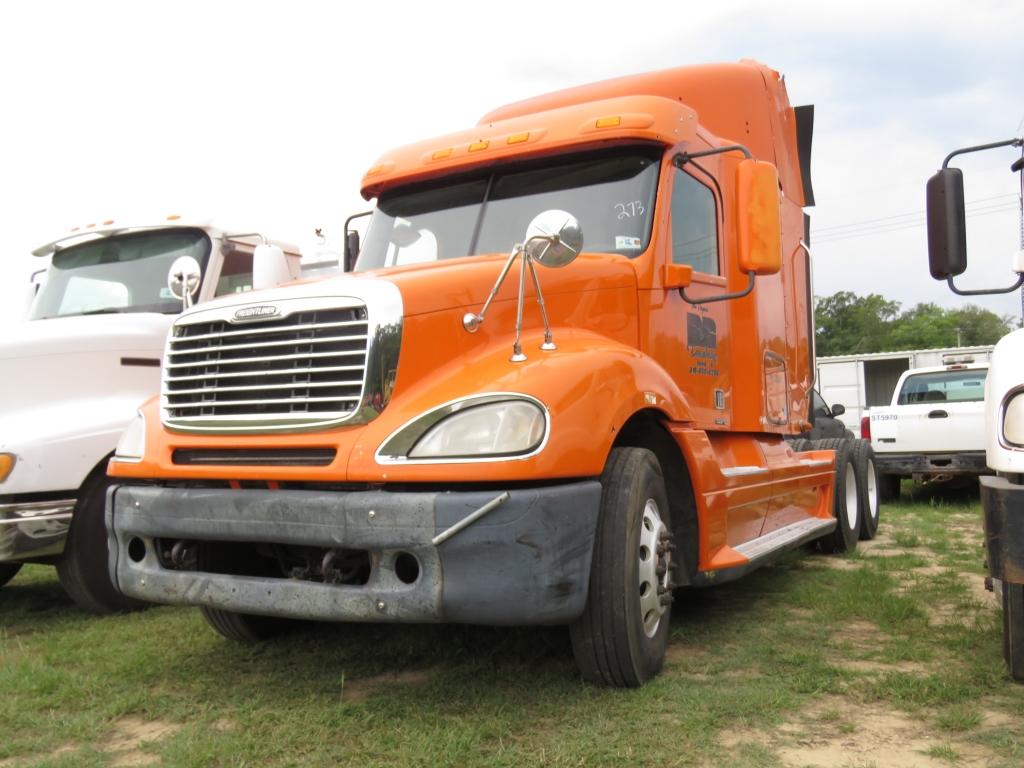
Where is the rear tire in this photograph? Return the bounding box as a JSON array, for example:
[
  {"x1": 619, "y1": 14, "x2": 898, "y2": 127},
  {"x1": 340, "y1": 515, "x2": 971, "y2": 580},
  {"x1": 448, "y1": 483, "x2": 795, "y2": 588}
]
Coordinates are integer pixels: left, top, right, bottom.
[
  {"x1": 570, "y1": 447, "x2": 674, "y2": 687},
  {"x1": 789, "y1": 438, "x2": 812, "y2": 453},
  {"x1": 815, "y1": 439, "x2": 861, "y2": 553},
  {"x1": 0, "y1": 562, "x2": 22, "y2": 588},
  {"x1": 56, "y1": 473, "x2": 142, "y2": 614},
  {"x1": 878, "y1": 473, "x2": 901, "y2": 502},
  {"x1": 1003, "y1": 582, "x2": 1024, "y2": 682},
  {"x1": 852, "y1": 440, "x2": 880, "y2": 540}
]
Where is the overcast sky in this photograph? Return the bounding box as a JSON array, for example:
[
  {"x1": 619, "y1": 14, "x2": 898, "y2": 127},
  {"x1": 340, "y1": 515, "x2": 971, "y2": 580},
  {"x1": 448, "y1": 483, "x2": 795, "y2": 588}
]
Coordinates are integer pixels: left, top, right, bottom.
[{"x1": 2, "y1": 0, "x2": 1022, "y2": 331}]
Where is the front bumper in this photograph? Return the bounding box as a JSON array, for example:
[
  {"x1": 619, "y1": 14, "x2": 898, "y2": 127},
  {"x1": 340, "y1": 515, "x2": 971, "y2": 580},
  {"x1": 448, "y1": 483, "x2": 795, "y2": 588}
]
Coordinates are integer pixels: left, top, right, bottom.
[
  {"x1": 0, "y1": 498, "x2": 76, "y2": 561},
  {"x1": 107, "y1": 482, "x2": 601, "y2": 626},
  {"x1": 982, "y1": 474, "x2": 1024, "y2": 586},
  {"x1": 875, "y1": 451, "x2": 988, "y2": 477}
]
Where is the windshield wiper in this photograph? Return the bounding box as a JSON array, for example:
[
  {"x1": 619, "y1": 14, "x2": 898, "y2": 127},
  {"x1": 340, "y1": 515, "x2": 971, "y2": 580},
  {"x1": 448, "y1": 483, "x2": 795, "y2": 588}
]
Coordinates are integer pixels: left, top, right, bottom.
[{"x1": 79, "y1": 307, "x2": 125, "y2": 315}]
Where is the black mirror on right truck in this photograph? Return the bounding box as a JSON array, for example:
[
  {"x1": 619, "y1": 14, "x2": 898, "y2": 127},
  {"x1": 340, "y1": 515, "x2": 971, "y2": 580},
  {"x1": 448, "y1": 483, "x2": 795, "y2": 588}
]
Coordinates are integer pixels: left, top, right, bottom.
[{"x1": 926, "y1": 137, "x2": 1024, "y2": 296}]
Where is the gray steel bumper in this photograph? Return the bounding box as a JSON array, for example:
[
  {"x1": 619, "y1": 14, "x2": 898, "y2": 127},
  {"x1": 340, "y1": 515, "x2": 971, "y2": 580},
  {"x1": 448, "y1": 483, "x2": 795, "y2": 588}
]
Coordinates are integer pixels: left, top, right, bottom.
[
  {"x1": 0, "y1": 498, "x2": 76, "y2": 561},
  {"x1": 875, "y1": 451, "x2": 988, "y2": 476},
  {"x1": 107, "y1": 482, "x2": 601, "y2": 626}
]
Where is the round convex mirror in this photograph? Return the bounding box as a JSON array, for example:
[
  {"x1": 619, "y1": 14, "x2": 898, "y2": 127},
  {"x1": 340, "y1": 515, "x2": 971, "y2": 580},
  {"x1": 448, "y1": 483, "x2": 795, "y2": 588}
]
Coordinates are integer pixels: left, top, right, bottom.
[
  {"x1": 167, "y1": 255, "x2": 202, "y2": 301},
  {"x1": 523, "y1": 210, "x2": 583, "y2": 268}
]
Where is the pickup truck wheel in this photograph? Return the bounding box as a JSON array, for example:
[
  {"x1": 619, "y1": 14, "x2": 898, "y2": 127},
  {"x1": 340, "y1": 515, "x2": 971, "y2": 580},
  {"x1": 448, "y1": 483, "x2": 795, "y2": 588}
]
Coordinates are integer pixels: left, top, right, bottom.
[
  {"x1": 570, "y1": 447, "x2": 673, "y2": 687},
  {"x1": 852, "y1": 440, "x2": 880, "y2": 540},
  {"x1": 200, "y1": 606, "x2": 287, "y2": 643},
  {"x1": 878, "y1": 474, "x2": 901, "y2": 502},
  {"x1": 1003, "y1": 582, "x2": 1024, "y2": 681},
  {"x1": 816, "y1": 439, "x2": 861, "y2": 553},
  {"x1": 56, "y1": 474, "x2": 143, "y2": 614},
  {"x1": 0, "y1": 562, "x2": 22, "y2": 588}
]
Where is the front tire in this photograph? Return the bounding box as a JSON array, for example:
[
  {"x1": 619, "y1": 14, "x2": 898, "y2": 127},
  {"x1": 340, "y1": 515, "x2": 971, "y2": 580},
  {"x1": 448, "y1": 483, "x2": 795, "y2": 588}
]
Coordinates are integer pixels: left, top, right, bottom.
[
  {"x1": 200, "y1": 606, "x2": 287, "y2": 643},
  {"x1": 570, "y1": 447, "x2": 674, "y2": 687},
  {"x1": 1003, "y1": 582, "x2": 1024, "y2": 681},
  {"x1": 0, "y1": 562, "x2": 22, "y2": 588},
  {"x1": 56, "y1": 473, "x2": 142, "y2": 614}
]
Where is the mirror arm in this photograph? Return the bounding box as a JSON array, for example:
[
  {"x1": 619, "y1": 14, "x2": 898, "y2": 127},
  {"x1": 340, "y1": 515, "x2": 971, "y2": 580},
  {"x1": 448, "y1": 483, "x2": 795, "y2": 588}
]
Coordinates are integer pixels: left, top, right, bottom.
[
  {"x1": 679, "y1": 271, "x2": 756, "y2": 305},
  {"x1": 942, "y1": 138, "x2": 1022, "y2": 169},
  {"x1": 674, "y1": 144, "x2": 753, "y2": 167},
  {"x1": 947, "y1": 273, "x2": 1024, "y2": 296}
]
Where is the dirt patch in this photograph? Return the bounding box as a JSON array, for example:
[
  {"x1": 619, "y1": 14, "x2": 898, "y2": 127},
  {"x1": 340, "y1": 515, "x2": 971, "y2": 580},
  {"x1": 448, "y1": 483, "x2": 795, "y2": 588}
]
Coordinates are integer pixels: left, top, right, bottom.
[
  {"x1": 342, "y1": 668, "x2": 435, "y2": 704},
  {"x1": 108, "y1": 717, "x2": 179, "y2": 767},
  {"x1": 721, "y1": 696, "x2": 998, "y2": 767},
  {"x1": 0, "y1": 744, "x2": 77, "y2": 767}
]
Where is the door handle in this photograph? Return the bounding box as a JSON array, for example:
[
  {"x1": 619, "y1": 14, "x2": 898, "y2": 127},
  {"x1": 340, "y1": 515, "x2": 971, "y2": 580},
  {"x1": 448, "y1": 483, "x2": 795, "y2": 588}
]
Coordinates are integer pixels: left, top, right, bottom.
[{"x1": 928, "y1": 410, "x2": 948, "y2": 418}]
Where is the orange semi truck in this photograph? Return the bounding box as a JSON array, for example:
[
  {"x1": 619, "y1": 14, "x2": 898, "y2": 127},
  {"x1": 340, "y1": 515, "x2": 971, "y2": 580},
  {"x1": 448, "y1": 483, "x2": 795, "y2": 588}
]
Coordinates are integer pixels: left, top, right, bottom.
[{"x1": 105, "y1": 61, "x2": 880, "y2": 686}]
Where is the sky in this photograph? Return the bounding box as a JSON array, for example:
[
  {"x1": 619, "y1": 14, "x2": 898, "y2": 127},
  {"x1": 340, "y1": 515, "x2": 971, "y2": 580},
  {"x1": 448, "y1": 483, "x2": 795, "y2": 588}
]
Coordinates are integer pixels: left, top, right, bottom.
[{"x1": 2, "y1": 0, "x2": 1022, "y2": 332}]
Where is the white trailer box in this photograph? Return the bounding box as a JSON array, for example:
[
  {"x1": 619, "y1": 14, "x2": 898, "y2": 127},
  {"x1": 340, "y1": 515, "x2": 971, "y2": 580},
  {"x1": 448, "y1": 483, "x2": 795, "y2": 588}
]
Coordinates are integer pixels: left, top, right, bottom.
[{"x1": 817, "y1": 346, "x2": 993, "y2": 432}]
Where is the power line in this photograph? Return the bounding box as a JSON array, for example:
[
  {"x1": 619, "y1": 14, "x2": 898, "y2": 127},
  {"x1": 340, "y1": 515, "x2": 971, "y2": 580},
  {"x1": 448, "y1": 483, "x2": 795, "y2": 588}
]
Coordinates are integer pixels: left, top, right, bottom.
[
  {"x1": 814, "y1": 203, "x2": 1018, "y2": 245},
  {"x1": 813, "y1": 194, "x2": 1016, "y2": 235}
]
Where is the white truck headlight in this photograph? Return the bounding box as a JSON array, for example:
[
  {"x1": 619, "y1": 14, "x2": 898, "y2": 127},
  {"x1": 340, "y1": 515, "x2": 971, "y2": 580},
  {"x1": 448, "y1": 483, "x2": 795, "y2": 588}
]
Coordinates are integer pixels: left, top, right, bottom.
[
  {"x1": 115, "y1": 411, "x2": 147, "y2": 461},
  {"x1": 409, "y1": 400, "x2": 546, "y2": 459},
  {"x1": 1004, "y1": 391, "x2": 1024, "y2": 447}
]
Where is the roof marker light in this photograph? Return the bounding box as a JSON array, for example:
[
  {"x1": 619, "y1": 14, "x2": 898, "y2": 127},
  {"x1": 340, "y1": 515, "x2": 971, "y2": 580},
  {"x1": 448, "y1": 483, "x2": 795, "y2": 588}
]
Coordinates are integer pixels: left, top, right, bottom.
[
  {"x1": 102, "y1": 219, "x2": 114, "y2": 225},
  {"x1": 432, "y1": 148, "x2": 453, "y2": 160},
  {"x1": 507, "y1": 132, "x2": 530, "y2": 145},
  {"x1": 166, "y1": 214, "x2": 181, "y2": 221},
  {"x1": 595, "y1": 116, "x2": 622, "y2": 128},
  {"x1": 469, "y1": 140, "x2": 490, "y2": 152}
]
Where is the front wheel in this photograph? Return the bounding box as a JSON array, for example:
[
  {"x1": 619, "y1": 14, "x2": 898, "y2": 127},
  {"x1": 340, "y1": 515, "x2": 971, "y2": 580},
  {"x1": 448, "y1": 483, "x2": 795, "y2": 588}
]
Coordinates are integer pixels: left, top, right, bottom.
[
  {"x1": 570, "y1": 447, "x2": 674, "y2": 687},
  {"x1": 56, "y1": 473, "x2": 143, "y2": 614},
  {"x1": 200, "y1": 606, "x2": 288, "y2": 643},
  {"x1": 0, "y1": 562, "x2": 22, "y2": 588},
  {"x1": 1003, "y1": 582, "x2": 1024, "y2": 681}
]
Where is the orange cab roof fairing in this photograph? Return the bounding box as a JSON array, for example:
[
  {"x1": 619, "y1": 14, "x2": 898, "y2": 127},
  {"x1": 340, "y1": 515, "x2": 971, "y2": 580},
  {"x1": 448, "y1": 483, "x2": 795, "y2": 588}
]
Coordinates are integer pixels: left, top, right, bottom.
[
  {"x1": 359, "y1": 94, "x2": 700, "y2": 199},
  {"x1": 479, "y1": 60, "x2": 809, "y2": 207}
]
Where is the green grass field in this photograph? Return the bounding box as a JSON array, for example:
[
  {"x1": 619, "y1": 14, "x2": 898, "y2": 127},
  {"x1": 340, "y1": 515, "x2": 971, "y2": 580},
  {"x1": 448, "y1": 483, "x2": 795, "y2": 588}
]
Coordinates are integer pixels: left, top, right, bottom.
[{"x1": 2, "y1": 486, "x2": 1022, "y2": 767}]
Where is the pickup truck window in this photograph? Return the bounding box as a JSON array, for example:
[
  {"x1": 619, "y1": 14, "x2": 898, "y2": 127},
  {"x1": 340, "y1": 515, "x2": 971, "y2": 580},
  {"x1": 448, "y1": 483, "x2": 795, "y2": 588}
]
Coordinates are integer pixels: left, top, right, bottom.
[
  {"x1": 896, "y1": 369, "x2": 988, "y2": 405},
  {"x1": 357, "y1": 148, "x2": 661, "y2": 270},
  {"x1": 31, "y1": 229, "x2": 211, "y2": 319}
]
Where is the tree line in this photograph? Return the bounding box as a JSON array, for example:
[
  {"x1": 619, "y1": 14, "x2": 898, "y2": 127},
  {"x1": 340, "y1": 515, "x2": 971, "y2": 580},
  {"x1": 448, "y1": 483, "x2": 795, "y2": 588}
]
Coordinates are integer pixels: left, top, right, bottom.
[{"x1": 814, "y1": 291, "x2": 1014, "y2": 357}]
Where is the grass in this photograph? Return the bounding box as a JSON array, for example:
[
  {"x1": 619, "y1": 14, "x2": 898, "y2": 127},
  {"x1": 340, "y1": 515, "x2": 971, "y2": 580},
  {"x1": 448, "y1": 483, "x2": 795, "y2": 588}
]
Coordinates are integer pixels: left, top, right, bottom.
[{"x1": 2, "y1": 486, "x2": 1023, "y2": 767}]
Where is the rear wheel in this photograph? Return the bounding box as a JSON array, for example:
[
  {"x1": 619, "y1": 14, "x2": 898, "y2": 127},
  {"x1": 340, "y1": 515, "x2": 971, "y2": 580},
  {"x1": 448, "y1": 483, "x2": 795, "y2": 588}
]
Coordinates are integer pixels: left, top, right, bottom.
[
  {"x1": 56, "y1": 473, "x2": 142, "y2": 614},
  {"x1": 815, "y1": 439, "x2": 861, "y2": 553},
  {"x1": 570, "y1": 447, "x2": 674, "y2": 687},
  {"x1": 852, "y1": 440, "x2": 880, "y2": 540},
  {"x1": 1003, "y1": 582, "x2": 1024, "y2": 681},
  {"x1": 0, "y1": 562, "x2": 22, "y2": 588},
  {"x1": 789, "y1": 438, "x2": 812, "y2": 453},
  {"x1": 878, "y1": 474, "x2": 901, "y2": 502}
]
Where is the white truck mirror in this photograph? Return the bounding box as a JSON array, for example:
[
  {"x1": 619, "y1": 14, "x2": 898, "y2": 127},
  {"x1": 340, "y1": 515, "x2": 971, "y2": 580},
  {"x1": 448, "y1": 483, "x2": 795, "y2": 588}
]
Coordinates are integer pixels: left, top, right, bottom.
[
  {"x1": 167, "y1": 256, "x2": 202, "y2": 309},
  {"x1": 253, "y1": 244, "x2": 300, "y2": 291}
]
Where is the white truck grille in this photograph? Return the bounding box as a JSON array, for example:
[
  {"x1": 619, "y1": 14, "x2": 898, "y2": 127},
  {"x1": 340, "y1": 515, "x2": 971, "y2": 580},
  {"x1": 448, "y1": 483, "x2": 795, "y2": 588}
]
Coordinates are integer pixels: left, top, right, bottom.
[{"x1": 162, "y1": 301, "x2": 370, "y2": 432}]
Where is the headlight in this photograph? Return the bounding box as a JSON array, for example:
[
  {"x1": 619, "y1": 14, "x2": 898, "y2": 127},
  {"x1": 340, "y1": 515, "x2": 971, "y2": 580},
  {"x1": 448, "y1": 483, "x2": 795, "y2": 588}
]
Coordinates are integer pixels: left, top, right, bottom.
[
  {"x1": 0, "y1": 453, "x2": 15, "y2": 483},
  {"x1": 1004, "y1": 391, "x2": 1024, "y2": 447},
  {"x1": 410, "y1": 400, "x2": 546, "y2": 458},
  {"x1": 378, "y1": 394, "x2": 548, "y2": 462},
  {"x1": 115, "y1": 411, "x2": 147, "y2": 462}
]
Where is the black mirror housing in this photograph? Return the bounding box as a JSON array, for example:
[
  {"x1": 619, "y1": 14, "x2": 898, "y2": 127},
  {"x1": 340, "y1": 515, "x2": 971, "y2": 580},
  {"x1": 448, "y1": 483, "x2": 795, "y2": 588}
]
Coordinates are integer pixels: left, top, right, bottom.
[
  {"x1": 926, "y1": 168, "x2": 967, "y2": 279},
  {"x1": 344, "y1": 231, "x2": 360, "y2": 273},
  {"x1": 830, "y1": 403, "x2": 845, "y2": 417}
]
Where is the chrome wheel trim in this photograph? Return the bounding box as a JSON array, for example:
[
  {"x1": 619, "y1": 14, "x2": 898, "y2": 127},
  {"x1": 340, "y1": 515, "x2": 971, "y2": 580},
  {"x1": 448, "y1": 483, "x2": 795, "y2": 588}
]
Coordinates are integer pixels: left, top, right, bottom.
[
  {"x1": 845, "y1": 461, "x2": 858, "y2": 530},
  {"x1": 865, "y1": 457, "x2": 879, "y2": 523},
  {"x1": 638, "y1": 498, "x2": 670, "y2": 638}
]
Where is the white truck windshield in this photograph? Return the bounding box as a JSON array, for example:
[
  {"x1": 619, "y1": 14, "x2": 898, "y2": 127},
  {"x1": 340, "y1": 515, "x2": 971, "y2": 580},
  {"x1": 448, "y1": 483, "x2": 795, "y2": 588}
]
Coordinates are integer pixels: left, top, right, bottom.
[
  {"x1": 356, "y1": 148, "x2": 661, "y2": 271},
  {"x1": 31, "y1": 229, "x2": 211, "y2": 319}
]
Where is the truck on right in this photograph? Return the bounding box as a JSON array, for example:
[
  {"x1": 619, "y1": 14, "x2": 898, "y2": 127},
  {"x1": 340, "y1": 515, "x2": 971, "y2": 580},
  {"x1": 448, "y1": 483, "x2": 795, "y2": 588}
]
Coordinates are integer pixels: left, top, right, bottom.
[{"x1": 926, "y1": 136, "x2": 1024, "y2": 679}]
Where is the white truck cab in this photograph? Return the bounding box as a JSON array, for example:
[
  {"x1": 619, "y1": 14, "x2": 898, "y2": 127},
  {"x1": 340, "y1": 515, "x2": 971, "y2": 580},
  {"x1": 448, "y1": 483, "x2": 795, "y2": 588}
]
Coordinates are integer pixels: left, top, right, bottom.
[{"x1": 0, "y1": 218, "x2": 307, "y2": 612}]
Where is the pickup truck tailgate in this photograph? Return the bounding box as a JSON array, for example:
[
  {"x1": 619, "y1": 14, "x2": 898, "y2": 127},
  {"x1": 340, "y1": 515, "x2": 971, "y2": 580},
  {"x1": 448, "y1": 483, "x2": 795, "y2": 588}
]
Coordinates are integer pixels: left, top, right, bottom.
[{"x1": 871, "y1": 401, "x2": 986, "y2": 454}]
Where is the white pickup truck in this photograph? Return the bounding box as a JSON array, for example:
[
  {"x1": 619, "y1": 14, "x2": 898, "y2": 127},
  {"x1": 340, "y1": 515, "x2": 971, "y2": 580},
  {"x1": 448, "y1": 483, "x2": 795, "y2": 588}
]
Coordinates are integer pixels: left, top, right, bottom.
[
  {"x1": 866, "y1": 362, "x2": 990, "y2": 500},
  {"x1": 0, "y1": 218, "x2": 316, "y2": 613}
]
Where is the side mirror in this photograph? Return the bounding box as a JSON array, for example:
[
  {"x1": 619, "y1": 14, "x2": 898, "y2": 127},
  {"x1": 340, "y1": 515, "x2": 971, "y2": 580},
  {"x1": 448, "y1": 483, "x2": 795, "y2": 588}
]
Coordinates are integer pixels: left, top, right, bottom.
[
  {"x1": 252, "y1": 244, "x2": 299, "y2": 291},
  {"x1": 524, "y1": 209, "x2": 583, "y2": 268},
  {"x1": 167, "y1": 256, "x2": 202, "y2": 309},
  {"x1": 830, "y1": 403, "x2": 846, "y2": 417},
  {"x1": 736, "y1": 159, "x2": 782, "y2": 276},
  {"x1": 344, "y1": 231, "x2": 360, "y2": 272},
  {"x1": 926, "y1": 168, "x2": 967, "y2": 279}
]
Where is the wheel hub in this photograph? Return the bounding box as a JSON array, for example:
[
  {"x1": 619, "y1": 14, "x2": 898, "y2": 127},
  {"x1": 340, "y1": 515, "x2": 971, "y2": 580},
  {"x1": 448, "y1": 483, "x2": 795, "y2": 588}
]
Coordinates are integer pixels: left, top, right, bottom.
[{"x1": 638, "y1": 498, "x2": 673, "y2": 637}]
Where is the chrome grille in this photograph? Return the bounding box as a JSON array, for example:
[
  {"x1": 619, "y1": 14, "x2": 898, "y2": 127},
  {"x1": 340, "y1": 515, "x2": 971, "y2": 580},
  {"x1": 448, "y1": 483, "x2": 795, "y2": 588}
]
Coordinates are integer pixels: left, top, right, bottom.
[{"x1": 163, "y1": 301, "x2": 369, "y2": 432}]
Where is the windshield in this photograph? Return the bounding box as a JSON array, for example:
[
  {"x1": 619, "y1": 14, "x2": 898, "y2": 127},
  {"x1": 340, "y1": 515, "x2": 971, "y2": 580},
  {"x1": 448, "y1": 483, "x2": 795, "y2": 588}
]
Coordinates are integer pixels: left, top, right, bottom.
[
  {"x1": 31, "y1": 229, "x2": 211, "y2": 320},
  {"x1": 356, "y1": 147, "x2": 661, "y2": 271},
  {"x1": 896, "y1": 368, "x2": 988, "y2": 405}
]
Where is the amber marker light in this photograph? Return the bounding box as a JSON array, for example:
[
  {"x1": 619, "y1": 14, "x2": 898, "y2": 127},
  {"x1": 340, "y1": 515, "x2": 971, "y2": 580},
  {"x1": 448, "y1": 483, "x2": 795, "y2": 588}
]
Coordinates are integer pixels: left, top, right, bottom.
[
  {"x1": 595, "y1": 116, "x2": 622, "y2": 128},
  {"x1": 0, "y1": 453, "x2": 15, "y2": 483},
  {"x1": 468, "y1": 140, "x2": 490, "y2": 152},
  {"x1": 432, "y1": 148, "x2": 453, "y2": 160},
  {"x1": 507, "y1": 132, "x2": 530, "y2": 145},
  {"x1": 166, "y1": 214, "x2": 181, "y2": 221}
]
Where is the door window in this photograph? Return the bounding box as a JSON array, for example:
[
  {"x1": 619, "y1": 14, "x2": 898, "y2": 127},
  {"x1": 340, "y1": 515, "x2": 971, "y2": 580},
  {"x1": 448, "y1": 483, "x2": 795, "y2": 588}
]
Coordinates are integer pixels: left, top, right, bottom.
[{"x1": 671, "y1": 171, "x2": 719, "y2": 275}]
